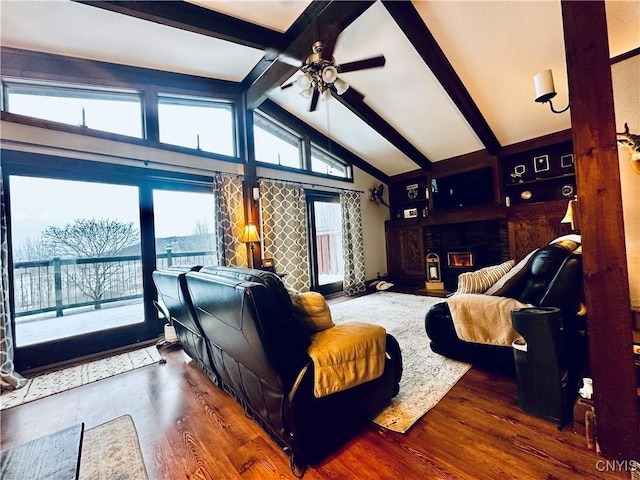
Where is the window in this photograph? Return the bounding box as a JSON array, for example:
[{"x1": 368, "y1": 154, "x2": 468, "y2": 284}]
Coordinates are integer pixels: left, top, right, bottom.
[
  {"x1": 158, "y1": 94, "x2": 235, "y2": 156},
  {"x1": 3, "y1": 80, "x2": 143, "y2": 138},
  {"x1": 311, "y1": 144, "x2": 350, "y2": 179},
  {"x1": 254, "y1": 112, "x2": 302, "y2": 168}
]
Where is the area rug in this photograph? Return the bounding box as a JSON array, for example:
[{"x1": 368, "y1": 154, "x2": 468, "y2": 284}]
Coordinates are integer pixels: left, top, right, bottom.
[
  {"x1": 79, "y1": 414, "x2": 148, "y2": 480},
  {"x1": 0, "y1": 346, "x2": 162, "y2": 410},
  {"x1": 330, "y1": 292, "x2": 471, "y2": 433}
]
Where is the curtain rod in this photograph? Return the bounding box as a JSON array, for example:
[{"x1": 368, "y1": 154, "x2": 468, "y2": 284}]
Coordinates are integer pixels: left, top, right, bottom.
[
  {"x1": 257, "y1": 175, "x2": 364, "y2": 194},
  {"x1": 1, "y1": 138, "x2": 243, "y2": 180}
]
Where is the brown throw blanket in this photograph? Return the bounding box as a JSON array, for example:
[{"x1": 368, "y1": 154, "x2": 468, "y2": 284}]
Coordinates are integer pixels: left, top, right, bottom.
[{"x1": 447, "y1": 294, "x2": 532, "y2": 346}]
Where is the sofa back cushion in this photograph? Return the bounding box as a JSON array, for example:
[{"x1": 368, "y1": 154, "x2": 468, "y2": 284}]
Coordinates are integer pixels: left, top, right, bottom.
[{"x1": 188, "y1": 268, "x2": 311, "y2": 389}]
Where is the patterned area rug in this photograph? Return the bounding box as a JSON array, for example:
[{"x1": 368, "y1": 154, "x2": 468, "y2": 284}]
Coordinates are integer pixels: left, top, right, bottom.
[
  {"x1": 0, "y1": 346, "x2": 162, "y2": 410},
  {"x1": 330, "y1": 292, "x2": 471, "y2": 433},
  {"x1": 79, "y1": 414, "x2": 148, "y2": 480}
]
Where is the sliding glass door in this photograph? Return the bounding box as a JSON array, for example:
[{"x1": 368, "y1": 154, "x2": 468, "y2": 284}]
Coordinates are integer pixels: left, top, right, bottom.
[
  {"x1": 307, "y1": 192, "x2": 344, "y2": 295},
  {"x1": 4, "y1": 152, "x2": 217, "y2": 371},
  {"x1": 8, "y1": 175, "x2": 150, "y2": 369}
]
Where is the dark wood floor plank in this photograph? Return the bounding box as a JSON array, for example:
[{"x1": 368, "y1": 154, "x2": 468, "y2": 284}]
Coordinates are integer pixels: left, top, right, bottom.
[{"x1": 1, "y1": 347, "x2": 626, "y2": 480}]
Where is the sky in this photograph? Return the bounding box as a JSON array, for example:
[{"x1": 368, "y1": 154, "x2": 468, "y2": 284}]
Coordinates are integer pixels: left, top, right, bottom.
[{"x1": 9, "y1": 175, "x2": 215, "y2": 250}]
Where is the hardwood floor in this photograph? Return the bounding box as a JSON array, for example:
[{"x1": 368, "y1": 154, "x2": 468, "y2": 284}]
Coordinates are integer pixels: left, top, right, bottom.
[{"x1": 1, "y1": 346, "x2": 627, "y2": 480}]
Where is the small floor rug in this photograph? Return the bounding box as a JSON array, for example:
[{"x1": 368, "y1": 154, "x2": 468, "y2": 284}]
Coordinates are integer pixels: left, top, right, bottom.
[
  {"x1": 1, "y1": 346, "x2": 162, "y2": 410},
  {"x1": 330, "y1": 292, "x2": 471, "y2": 433},
  {"x1": 79, "y1": 414, "x2": 148, "y2": 480}
]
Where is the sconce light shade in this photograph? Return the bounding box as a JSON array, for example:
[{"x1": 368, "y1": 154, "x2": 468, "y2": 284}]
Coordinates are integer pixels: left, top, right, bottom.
[
  {"x1": 239, "y1": 224, "x2": 261, "y2": 244},
  {"x1": 534, "y1": 69, "x2": 557, "y2": 103},
  {"x1": 533, "y1": 69, "x2": 569, "y2": 114}
]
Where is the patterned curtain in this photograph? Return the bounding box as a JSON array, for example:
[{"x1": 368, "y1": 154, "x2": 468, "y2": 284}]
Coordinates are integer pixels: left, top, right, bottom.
[
  {"x1": 0, "y1": 166, "x2": 26, "y2": 391},
  {"x1": 340, "y1": 191, "x2": 366, "y2": 296},
  {"x1": 259, "y1": 180, "x2": 309, "y2": 292},
  {"x1": 213, "y1": 174, "x2": 248, "y2": 268}
]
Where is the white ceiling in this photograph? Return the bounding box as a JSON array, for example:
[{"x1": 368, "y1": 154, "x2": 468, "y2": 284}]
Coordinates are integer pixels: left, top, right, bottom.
[{"x1": 1, "y1": 0, "x2": 638, "y2": 177}]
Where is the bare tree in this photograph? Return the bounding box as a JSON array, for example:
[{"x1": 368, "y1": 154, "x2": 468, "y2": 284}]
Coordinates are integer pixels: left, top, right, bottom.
[
  {"x1": 13, "y1": 235, "x2": 53, "y2": 262},
  {"x1": 191, "y1": 218, "x2": 214, "y2": 252},
  {"x1": 42, "y1": 219, "x2": 139, "y2": 308}
]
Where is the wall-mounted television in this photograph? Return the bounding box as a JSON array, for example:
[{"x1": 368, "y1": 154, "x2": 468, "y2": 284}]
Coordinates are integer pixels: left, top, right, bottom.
[{"x1": 431, "y1": 167, "x2": 494, "y2": 210}]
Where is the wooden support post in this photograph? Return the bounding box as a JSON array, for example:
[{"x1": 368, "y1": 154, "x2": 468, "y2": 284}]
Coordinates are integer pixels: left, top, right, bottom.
[{"x1": 561, "y1": 0, "x2": 640, "y2": 459}]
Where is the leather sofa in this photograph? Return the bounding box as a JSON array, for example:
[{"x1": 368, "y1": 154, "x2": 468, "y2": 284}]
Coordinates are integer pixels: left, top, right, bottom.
[
  {"x1": 425, "y1": 236, "x2": 585, "y2": 375},
  {"x1": 153, "y1": 265, "x2": 402, "y2": 472}
]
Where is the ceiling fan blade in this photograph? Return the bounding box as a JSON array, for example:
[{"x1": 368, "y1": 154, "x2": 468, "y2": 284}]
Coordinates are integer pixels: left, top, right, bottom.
[
  {"x1": 309, "y1": 89, "x2": 320, "y2": 112},
  {"x1": 265, "y1": 47, "x2": 303, "y2": 68},
  {"x1": 277, "y1": 52, "x2": 304, "y2": 68},
  {"x1": 339, "y1": 55, "x2": 386, "y2": 73}
]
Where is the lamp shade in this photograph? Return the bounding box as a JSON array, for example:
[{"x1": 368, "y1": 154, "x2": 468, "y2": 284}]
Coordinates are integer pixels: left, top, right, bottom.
[
  {"x1": 560, "y1": 199, "x2": 580, "y2": 231},
  {"x1": 239, "y1": 224, "x2": 261, "y2": 243},
  {"x1": 533, "y1": 69, "x2": 557, "y2": 103}
]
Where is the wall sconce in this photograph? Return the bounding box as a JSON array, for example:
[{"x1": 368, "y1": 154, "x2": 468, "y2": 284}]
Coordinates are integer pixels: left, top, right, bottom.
[
  {"x1": 425, "y1": 252, "x2": 444, "y2": 291},
  {"x1": 533, "y1": 69, "x2": 569, "y2": 114},
  {"x1": 239, "y1": 224, "x2": 261, "y2": 268},
  {"x1": 560, "y1": 198, "x2": 580, "y2": 232}
]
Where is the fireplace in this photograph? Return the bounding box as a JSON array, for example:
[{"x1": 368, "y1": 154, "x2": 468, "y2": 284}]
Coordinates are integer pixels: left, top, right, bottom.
[
  {"x1": 447, "y1": 251, "x2": 475, "y2": 268},
  {"x1": 445, "y1": 250, "x2": 477, "y2": 291}
]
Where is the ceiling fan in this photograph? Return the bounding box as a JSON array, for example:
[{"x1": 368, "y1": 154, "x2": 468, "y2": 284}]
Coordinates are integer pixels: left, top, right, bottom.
[{"x1": 266, "y1": 27, "x2": 385, "y2": 112}]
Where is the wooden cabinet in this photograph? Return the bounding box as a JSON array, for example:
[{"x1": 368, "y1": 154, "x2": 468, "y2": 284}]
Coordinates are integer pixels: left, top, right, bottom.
[
  {"x1": 506, "y1": 200, "x2": 573, "y2": 261},
  {"x1": 385, "y1": 222, "x2": 425, "y2": 286}
]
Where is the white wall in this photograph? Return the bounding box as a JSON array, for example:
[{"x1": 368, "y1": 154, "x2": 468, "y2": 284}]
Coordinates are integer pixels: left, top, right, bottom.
[{"x1": 612, "y1": 56, "x2": 640, "y2": 308}]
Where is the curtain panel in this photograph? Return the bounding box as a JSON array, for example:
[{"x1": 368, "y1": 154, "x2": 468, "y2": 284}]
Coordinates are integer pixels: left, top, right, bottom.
[
  {"x1": 340, "y1": 191, "x2": 366, "y2": 296},
  {"x1": 259, "y1": 180, "x2": 309, "y2": 292},
  {"x1": 0, "y1": 166, "x2": 26, "y2": 391},
  {"x1": 213, "y1": 174, "x2": 248, "y2": 268}
]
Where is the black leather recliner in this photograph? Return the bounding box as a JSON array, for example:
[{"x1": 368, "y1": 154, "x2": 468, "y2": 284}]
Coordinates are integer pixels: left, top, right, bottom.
[
  {"x1": 425, "y1": 237, "x2": 585, "y2": 375},
  {"x1": 152, "y1": 265, "x2": 220, "y2": 383},
  {"x1": 154, "y1": 265, "x2": 402, "y2": 472}
]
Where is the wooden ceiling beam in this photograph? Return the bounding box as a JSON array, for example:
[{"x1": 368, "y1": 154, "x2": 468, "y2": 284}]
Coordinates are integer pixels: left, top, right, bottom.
[
  {"x1": 382, "y1": 1, "x2": 501, "y2": 155},
  {"x1": 74, "y1": 1, "x2": 285, "y2": 51},
  {"x1": 334, "y1": 88, "x2": 432, "y2": 171}
]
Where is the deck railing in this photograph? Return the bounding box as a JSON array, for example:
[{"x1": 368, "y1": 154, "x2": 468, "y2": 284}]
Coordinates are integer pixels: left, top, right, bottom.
[{"x1": 13, "y1": 248, "x2": 216, "y2": 317}]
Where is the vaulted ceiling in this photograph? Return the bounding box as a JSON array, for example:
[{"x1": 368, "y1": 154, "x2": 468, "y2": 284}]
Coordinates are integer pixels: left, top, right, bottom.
[{"x1": 1, "y1": 1, "x2": 638, "y2": 178}]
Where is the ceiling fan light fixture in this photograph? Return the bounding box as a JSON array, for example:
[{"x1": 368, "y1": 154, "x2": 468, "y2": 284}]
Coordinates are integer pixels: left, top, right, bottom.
[
  {"x1": 296, "y1": 73, "x2": 312, "y2": 89},
  {"x1": 334, "y1": 78, "x2": 349, "y2": 95},
  {"x1": 322, "y1": 65, "x2": 338, "y2": 84}
]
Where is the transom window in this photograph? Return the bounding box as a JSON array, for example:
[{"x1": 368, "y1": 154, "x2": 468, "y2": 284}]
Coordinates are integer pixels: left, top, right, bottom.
[
  {"x1": 254, "y1": 111, "x2": 351, "y2": 179},
  {"x1": 254, "y1": 112, "x2": 302, "y2": 169},
  {"x1": 311, "y1": 144, "x2": 350, "y2": 178},
  {"x1": 3, "y1": 79, "x2": 143, "y2": 138},
  {"x1": 158, "y1": 94, "x2": 235, "y2": 156}
]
